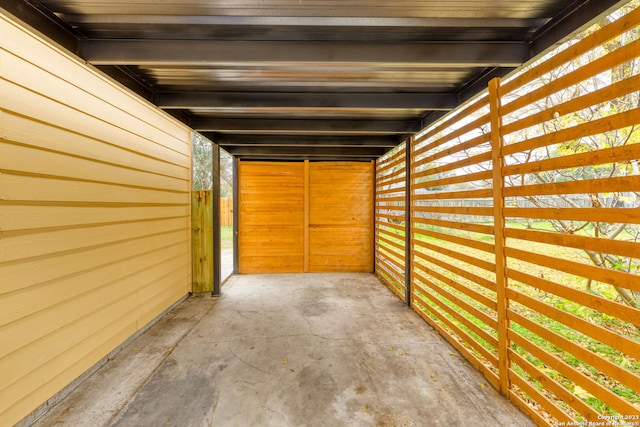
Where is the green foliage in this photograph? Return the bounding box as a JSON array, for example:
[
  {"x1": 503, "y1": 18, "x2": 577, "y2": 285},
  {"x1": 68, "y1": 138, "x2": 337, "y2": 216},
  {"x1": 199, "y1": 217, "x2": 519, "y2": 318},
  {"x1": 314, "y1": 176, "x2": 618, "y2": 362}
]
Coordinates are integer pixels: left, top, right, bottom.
[
  {"x1": 192, "y1": 133, "x2": 212, "y2": 190},
  {"x1": 192, "y1": 133, "x2": 234, "y2": 196}
]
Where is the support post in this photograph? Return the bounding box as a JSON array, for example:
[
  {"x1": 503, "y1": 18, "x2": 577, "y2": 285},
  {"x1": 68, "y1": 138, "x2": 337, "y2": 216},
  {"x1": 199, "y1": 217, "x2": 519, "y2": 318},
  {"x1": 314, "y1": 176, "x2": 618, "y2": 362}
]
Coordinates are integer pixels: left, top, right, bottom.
[
  {"x1": 404, "y1": 138, "x2": 412, "y2": 307},
  {"x1": 212, "y1": 143, "x2": 221, "y2": 296},
  {"x1": 489, "y1": 78, "x2": 509, "y2": 396},
  {"x1": 233, "y1": 157, "x2": 239, "y2": 274},
  {"x1": 370, "y1": 160, "x2": 376, "y2": 273},
  {"x1": 304, "y1": 160, "x2": 310, "y2": 272}
]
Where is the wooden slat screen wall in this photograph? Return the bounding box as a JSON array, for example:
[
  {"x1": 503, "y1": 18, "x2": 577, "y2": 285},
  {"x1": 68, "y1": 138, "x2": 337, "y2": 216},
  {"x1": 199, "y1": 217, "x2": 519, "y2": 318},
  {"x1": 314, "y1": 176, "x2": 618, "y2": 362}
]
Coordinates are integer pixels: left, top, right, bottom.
[
  {"x1": 0, "y1": 13, "x2": 192, "y2": 426},
  {"x1": 410, "y1": 93, "x2": 502, "y2": 388},
  {"x1": 374, "y1": 3, "x2": 640, "y2": 425},
  {"x1": 497, "y1": 5, "x2": 640, "y2": 424},
  {"x1": 375, "y1": 143, "x2": 407, "y2": 300},
  {"x1": 238, "y1": 161, "x2": 305, "y2": 273}
]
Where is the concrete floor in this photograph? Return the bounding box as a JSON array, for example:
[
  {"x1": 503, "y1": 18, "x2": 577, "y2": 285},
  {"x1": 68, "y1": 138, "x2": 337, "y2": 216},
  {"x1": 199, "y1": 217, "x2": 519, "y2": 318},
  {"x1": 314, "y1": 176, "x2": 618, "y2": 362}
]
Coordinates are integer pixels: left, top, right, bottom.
[
  {"x1": 221, "y1": 248, "x2": 233, "y2": 283},
  {"x1": 33, "y1": 273, "x2": 534, "y2": 427}
]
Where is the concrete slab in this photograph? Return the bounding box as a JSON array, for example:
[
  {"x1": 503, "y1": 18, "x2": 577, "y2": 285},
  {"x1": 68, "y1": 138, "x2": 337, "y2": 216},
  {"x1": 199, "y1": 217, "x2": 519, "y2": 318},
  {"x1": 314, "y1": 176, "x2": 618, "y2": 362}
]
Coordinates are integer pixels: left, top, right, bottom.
[{"x1": 32, "y1": 273, "x2": 534, "y2": 427}]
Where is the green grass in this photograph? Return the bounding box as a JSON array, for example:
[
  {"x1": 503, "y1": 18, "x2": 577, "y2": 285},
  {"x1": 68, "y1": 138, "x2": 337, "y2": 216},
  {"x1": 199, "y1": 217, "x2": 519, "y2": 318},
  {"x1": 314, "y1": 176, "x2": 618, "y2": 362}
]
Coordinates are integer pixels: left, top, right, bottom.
[
  {"x1": 376, "y1": 222, "x2": 640, "y2": 419},
  {"x1": 221, "y1": 225, "x2": 233, "y2": 248}
]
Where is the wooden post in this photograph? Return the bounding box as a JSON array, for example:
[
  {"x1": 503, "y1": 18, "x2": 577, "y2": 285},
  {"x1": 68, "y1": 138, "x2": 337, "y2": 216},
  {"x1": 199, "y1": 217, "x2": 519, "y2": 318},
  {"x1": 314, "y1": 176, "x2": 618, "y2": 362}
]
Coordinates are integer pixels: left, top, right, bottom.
[
  {"x1": 371, "y1": 160, "x2": 376, "y2": 273},
  {"x1": 405, "y1": 139, "x2": 412, "y2": 306},
  {"x1": 304, "y1": 159, "x2": 310, "y2": 272},
  {"x1": 192, "y1": 190, "x2": 213, "y2": 293},
  {"x1": 373, "y1": 158, "x2": 377, "y2": 276},
  {"x1": 489, "y1": 77, "x2": 510, "y2": 396},
  {"x1": 233, "y1": 157, "x2": 239, "y2": 274},
  {"x1": 212, "y1": 143, "x2": 221, "y2": 296}
]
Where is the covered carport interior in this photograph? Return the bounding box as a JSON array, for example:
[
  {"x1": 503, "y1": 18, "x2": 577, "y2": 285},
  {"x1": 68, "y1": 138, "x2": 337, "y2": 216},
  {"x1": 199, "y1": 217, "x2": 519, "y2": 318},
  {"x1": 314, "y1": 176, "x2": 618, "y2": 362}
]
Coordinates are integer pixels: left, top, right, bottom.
[
  {"x1": 3, "y1": 0, "x2": 623, "y2": 285},
  {"x1": 1, "y1": 1, "x2": 634, "y2": 425}
]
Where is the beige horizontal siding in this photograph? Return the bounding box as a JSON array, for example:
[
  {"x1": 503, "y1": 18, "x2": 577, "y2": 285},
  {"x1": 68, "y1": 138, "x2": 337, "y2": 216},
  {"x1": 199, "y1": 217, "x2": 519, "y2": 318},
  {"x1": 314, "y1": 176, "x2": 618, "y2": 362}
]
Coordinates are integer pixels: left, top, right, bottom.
[{"x1": 0, "y1": 12, "x2": 192, "y2": 426}]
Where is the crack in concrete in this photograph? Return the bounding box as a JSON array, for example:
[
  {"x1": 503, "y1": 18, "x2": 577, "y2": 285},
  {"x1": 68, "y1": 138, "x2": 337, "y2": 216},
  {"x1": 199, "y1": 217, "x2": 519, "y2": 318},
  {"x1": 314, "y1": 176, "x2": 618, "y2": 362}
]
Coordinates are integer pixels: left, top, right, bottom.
[
  {"x1": 265, "y1": 405, "x2": 292, "y2": 427},
  {"x1": 204, "y1": 389, "x2": 220, "y2": 427},
  {"x1": 226, "y1": 340, "x2": 274, "y2": 376}
]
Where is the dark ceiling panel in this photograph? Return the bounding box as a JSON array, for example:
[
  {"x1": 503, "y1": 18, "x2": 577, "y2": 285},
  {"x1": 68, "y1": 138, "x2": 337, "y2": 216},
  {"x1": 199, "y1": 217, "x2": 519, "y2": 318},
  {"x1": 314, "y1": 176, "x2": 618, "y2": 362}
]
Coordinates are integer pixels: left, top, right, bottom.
[
  {"x1": 210, "y1": 134, "x2": 400, "y2": 147},
  {"x1": 192, "y1": 118, "x2": 421, "y2": 134},
  {"x1": 155, "y1": 92, "x2": 459, "y2": 110},
  {"x1": 36, "y1": 0, "x2": 563, "y2": 18},
  {"x1": 79, "y1": 40, "x2": 530, "y2": 67},
  {"x1": 1, "y1": 0, "x2": 631, "y2": 160},
  {"x1": 223, "y1": 145, "x2": 388, "y2": 158}
]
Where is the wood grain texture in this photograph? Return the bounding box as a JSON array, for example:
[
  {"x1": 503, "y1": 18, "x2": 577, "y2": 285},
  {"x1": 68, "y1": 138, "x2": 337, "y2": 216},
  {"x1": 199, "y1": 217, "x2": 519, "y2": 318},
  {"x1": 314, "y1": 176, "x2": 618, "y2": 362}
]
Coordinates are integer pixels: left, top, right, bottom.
[
  {"x1": 238, "y1": 161, "x2": 305, "y2": 273},
  {"x1": 192, "y1": 191, "x2": 214, "y2": 293},
  {"x1": 309, "y1": 162, "x2": 373, "y2": 272},
  {"x1": 238, "y1": 161, "x2": 373, "y2": 273},
  {"x1": 375, "y1": 146, "x2": 407, "y2": 298}
]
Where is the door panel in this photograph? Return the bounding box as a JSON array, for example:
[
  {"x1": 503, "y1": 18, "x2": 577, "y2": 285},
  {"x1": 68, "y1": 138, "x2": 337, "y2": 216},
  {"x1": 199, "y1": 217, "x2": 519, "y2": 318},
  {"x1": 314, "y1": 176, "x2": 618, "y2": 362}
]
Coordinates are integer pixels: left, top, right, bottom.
[{"x1": 238, "y1": 160, "x2": 373, "y2": 273}]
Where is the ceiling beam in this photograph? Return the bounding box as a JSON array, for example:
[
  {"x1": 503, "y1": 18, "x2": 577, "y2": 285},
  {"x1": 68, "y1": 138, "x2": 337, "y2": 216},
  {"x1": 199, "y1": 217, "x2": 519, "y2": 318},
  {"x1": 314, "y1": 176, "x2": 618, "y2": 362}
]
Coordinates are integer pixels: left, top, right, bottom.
[
  {"x1": 529, "y1": 0, "x2": 628, "y2": 57},
  {"x1": 457, "y1": 66, "x2": 516, "y2": 104},
  {"x1": 224, "y1": 145, "x2": 388, "y2": 157},
  {"x1": 192, "y1": 118, "x2": 421, "y2": 134},
  {"x1": 80, "y1": 40, "x2": 530, "y2": 67},
  {"x1": 157, "y1": 92, "x2": 457, "y2": 110},
  {"x1": 209, "y1": 134, "x2": 399, "y2": 147},
  {"x1": 0, "y1": 0, "x2": 79, "y2": 52},
  {"x1": 61, "y1": 15, "x2": 548, "y2": 29}
]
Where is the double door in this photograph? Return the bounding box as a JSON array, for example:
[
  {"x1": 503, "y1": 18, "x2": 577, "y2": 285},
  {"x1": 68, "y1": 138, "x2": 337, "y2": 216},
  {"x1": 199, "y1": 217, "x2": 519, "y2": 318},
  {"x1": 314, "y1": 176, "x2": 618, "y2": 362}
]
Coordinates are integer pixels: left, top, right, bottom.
[{"x1": 238, "y1": 160, "x2": 374, "y2": 273}]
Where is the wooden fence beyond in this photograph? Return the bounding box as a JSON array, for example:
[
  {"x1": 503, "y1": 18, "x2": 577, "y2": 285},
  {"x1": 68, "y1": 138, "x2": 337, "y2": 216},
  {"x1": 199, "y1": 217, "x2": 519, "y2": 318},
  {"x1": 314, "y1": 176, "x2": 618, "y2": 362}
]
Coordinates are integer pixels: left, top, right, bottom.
[{"x1": 221, "y1": 197, "x2": 233, "y2": 227}]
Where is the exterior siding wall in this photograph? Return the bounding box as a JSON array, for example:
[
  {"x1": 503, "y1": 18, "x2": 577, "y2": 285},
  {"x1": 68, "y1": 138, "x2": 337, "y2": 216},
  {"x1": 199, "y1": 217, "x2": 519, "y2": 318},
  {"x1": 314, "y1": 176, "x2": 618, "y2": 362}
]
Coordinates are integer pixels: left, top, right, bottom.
[{"x1": 0, "y1": 12, "x2": 192, "y2": 426}]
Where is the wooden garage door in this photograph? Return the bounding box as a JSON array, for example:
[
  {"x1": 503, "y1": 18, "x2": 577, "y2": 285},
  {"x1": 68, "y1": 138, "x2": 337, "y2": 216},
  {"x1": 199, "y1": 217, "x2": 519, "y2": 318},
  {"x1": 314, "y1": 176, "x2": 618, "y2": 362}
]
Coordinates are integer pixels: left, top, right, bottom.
[
  {"x1": 309, "y1": 162, "x2": 373, "y2": 272},
  {"x1": 238, "y1": 160, "x2": 373, "y2": 273},
  {"x1": 238, "y1": 162, "x2": 305, "y2": 273}
]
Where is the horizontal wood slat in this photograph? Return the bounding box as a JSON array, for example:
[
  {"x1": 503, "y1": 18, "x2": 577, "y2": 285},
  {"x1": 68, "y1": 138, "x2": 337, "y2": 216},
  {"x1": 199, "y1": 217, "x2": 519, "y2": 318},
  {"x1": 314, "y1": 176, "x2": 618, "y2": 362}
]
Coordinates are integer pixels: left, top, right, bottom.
[
  {"x1": 413, "y1": 249, "x2": 497, "y2": 292},
  {"x1": 499, "y1": 5, "x2": 640, "y2": 95},
  {"x1": 505, "y1": 207, "x2": 640, "y2": 224},
  {"x1": 509, "y1": 350, "x2": 594, "y2": 424},
  {"x1": 412, "y1": 277, "x2": 498, "y2": 355},
  {"x1": 507, "y1": 288, "x2": 640, "y2": 359},
  {"x1": 411, "y1": 284, "x2": 499, "y2": 375},
  {"x1": 506, "y1": 247, "x2": 640, "y2": 293},
  {"x1": 508, "y1": 329, "x2": 639, "y2": 417},
  {"x1": 376, "y1": 144, "x2": 407, "y2": 299},
  {"x1": 506, "y1": 268, "x2": 640, "y2": 326},
  {"x1": 505, "y1": 227, "x2": 640, "y2": 259}
]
